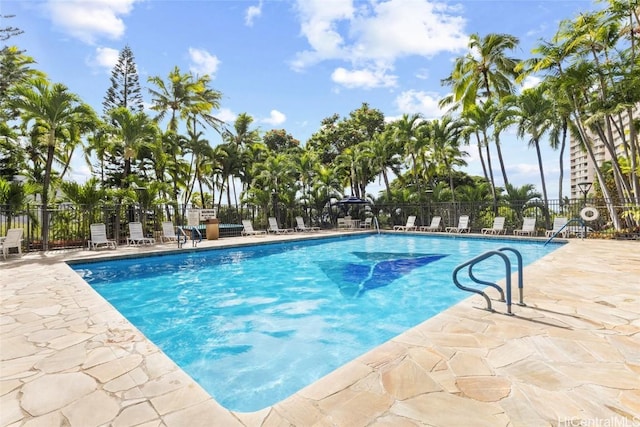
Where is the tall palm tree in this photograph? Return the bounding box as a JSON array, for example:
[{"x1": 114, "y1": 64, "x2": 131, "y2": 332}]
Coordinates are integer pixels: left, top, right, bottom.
[
  {"x1": 460, "y1": 101, "x2": 498, "y2": 205},
  {"x1": 430, "y1": 116, "x2": 468, "y2": 200},
  {"x1": 392, "y1": 114, "x2": 430, "y2": 199},
  {"x1": 222, "y1": 113, "x2": 261, "y2": 207},
  {"x1": 362, "y1": 128, "x2": 402, "y2": 200},
  {"x1": 441, "y1": 33, "x2": 520, "y2": 192},
  {"x1": 441, "y1": 33, "x2": 521, "y2": 110},
  {"x1": 107, "y1": 107, "x2": 157, "y2": 186},
  {"x1": 11, "y1": 78, "x2": 96, "y2": 249},
  {"x1": 183, "y1": 128, "x2": 214, "y2": 209},
  {"x1": 502, "y1": 87, "x2": 555, "y2": 224}
]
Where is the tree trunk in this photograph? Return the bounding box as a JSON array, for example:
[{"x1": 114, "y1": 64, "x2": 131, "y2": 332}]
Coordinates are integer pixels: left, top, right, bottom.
[{"x1": 41, "y1": 142, "x2": 56, "y2": 251}]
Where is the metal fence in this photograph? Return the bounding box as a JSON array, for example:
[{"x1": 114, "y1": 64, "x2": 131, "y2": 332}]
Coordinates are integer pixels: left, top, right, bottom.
[{"x1": 1, "y1": 198, "x2": 638, "y2": 254}]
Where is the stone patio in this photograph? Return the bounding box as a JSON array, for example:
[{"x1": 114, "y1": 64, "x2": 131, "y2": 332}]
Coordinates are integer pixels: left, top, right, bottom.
[{"x1": 1, "y1": 232, "x2": 639, "y2": 426}]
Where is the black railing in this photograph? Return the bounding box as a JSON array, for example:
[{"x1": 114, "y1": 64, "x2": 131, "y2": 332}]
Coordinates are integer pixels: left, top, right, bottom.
[{"x1": 1, "y1": 198, "x2": 638, "y2": 253}]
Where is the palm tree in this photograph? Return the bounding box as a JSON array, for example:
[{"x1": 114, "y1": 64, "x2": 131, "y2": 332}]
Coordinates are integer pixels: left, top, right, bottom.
[
  {"x1": 361, "y1": 128, "x2": 402, "y2": 200},
  {"x1": 107, "y1": 107, "x2": 157, "y2": 186},
  {"x1": 441, "y1": 33, "x2": 521, "y2": 192},
  {"x1": 503, "y1": 183, "x2": 542, "y2": 224},
  {"x1": 441, "y1": 33, "x2": 521, "y2": 110},
  {"x1": 391, "y1": 114, "x2": 430, "y2": 199},
  {"x1": 183, "y1": 128, "x2": 214, "y2": 209},
  {"x1": 430, "y1": 116, "x2": 467, "y2": 200},
  {"x1": 11, "y1": 78, "x2": 96, "y2": 249},
  {"x1": 501, "y1": 87, "x2": 554, "y2": 217},
  {"x1": 460, "y1": 101, "x2": 498, "y2": 205},
  {"x1": 222, "y1": 113, "x2": 261, "y2": 207}
]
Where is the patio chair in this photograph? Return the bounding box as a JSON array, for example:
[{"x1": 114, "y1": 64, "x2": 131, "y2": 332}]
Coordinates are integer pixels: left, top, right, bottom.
[
  {"x1": 337, "y1": 216, "x2": 351, "y2": 230},
  {"x1": 89, "y1": 223, "x2": 117, "y2": 250},
  {"x1": 1, "y1": 228, "x2": 24, "y2": 260},
  {"x1": 419, "y1": 216, "x2": 442, "y2": 232},
  {"x1": 295, "y1": 216, "x2": 320, "y2": 232},
  {"x1": 268, "y1": 217, "x2": 294, "y2": 234},
  {"x1": 360, "y1": 217, "x2": 373, "y2": 229},
  {"x1": 445, "y1": 215, "x2": 470, "y2": 233},
  {"x1": 481, "y1": 217, "x2": 506, "y2": 235},
  {"x1": 241, "y1": 219, "x2": 267, "y2": 236},
  {"x1": 514, "y1": 217, "x2": 537, "y2": 236},
  {"x1": 161, "y1": 222, "x2": 180, "y2": 243},
  {"x1": 393, "y1": 215, "x2": 417, "y2": 231},
  {"x1": 545, "y1": 217, "x2": 569, "y2": 238},
  {"x1": 127, "y1": 222, "x2": 156, "y2": 246}
]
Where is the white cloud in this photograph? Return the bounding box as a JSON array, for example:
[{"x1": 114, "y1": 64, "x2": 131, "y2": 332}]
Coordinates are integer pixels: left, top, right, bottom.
[
  {"x1": 188, "y1": 48, "x2": 221, "y2": 77},
  {"x1": 290, "y1": 0, "x2": 354, "y2": 70},
  {"x1": 520, "y1": 75, "x2": 542, "y2": 92},
  {"x1": 45, "y1": 0, "x2": 138, "y2": 44},
  {"x1": 291, "y1": 0, "x2": 468, "y2": 89},
  {"x1": 331, "y1": 66, "x2": 397, "y2": 89},
  {"x1": 216, "y1": 108, "x2": 237, "y2": 124},
  {"x1": 262, "y1": 110, "x2": 286, "y2": 126},
  {"x1": 245, "y1": 1, "x2": 263, "y2": 26},
  {"x1": 350, "y1": 0, "x2": 468, "y2": 60},
  {"x1": 88, "y1": 47, "x2": 120, "y2": 72},
  {"x1": 394, "y1": 90, "x2": 445, "y2": 119}
]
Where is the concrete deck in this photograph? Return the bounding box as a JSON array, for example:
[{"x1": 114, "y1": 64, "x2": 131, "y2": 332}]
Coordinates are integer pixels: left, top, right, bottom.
[{"x1": 1, "y1": 232, "x2": 639, "y2": 426}]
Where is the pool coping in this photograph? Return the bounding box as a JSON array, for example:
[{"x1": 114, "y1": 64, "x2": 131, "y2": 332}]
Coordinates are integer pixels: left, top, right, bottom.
[{"x1": 1, "y1": 231, "x2": 639, "y2": 426}]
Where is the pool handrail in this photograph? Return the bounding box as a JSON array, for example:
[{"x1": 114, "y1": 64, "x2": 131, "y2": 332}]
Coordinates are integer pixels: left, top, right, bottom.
[
  {"x1": 176, "y1": 226, "x2": 201, "y2": 248},
  {"x1": 452, "y1": 247, "x2": 524, "y2": 315},
  {"x1": 544, "y1": 217, "x2": 586, "y2": 245}
]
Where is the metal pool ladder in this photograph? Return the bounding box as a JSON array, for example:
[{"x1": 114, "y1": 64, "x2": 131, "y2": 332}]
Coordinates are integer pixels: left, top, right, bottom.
[
  {"x1": 177, "y1": 226, "x2": 201, "y2": 248},
  {"x1": 452, "y1": 247, "x2": 524, "y2": 315}
]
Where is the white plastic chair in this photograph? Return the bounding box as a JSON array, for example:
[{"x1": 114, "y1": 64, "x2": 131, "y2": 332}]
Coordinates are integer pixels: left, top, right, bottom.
[
  {"x1": 546, "y1": 217, "x2": 569, "y2": 238},
  {"x1": 161, "y1": 222, "x2": 179, "y2": 243},
  {"x1": 1, "y1": 228, "x2": 24, "y2": 260},
  {"x1": 295, "y1": 216, "x2": 320, "y2": 232},
  {"x1": 241, "y1": 220, "x2": 267, "y2": 236},
  {"x1": 481, "y1": 217, "x2": 506, "y2": 235},
  {"x1": 89, "y1": 223, "x2": 117, "y2": 250},
  {"x1": 394, "y1": 215, "x2": 417, "y2": 231},
  {"x1": 268, "y1": 217, "x2": 293, "y2": 234},
  {"x1": 514, "y1": 218, "x2": 537, "y2": 236},
  {"x1": 127, "y1": 222, "x2": 155, "y2": 246},
  {"x1": 446, "y1": 215, "x2": 470, "y2": 233},
  {"x1": 419, "y1": 216, "x2": 442, "y2": 232}
]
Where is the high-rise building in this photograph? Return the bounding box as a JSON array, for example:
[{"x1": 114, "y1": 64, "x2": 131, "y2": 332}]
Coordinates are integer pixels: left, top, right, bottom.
[{"x1": 569, "y1": 104, "x2": 639, "y2": 199}]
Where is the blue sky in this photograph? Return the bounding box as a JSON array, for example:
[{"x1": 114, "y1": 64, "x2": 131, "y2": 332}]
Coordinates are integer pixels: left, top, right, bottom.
[{"x1": 4, "y1": 0, "x2": 597, "y2": 197}]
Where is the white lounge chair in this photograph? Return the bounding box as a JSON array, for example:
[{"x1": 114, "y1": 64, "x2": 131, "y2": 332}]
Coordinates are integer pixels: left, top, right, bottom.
[
  {"x1": 268, "y1": 217, "x2": 294, "y2": 234},
  {"x1": 89, "y1": 223, "x2": 117, "y2": 250},
  {"x1": 1, "y1": 228, "x2": 23, "y2": 260},
  {"x1": 481, "y1": 217, "x2": 506, "y2": 235},
  {"x1": 446, "y1": 215, "x2": 470, "y2": 233},
  {"x1": 360, "y1": 217, "x2": 373, "y2": 229},
  {"x1": 127, "y1": 222, "x2": 156, "y2": 246},
  {"x1": 545, "y1": 217, "x2": 569, "y2": 238},
  {"x1": 161, "y1": 222, "x2": 179, "y2": 243},
  {"x1": 394, "y1": 215, "x2": 417, "y2": 231},
  {"x1": 514, "y1": 217, "x2": 536, "y2": 236},
  {"x1": 337, "y1": 216, "x2": 351, "y2": 230},
  {"x1": 241, "y1": 219, "x2": 267, "y2": 236},
  {"x1": 295, "y1": 216, "x2": 320, "y2": 232},
  {"x1": 419, "y1": 216, "x2": 442, "y2": 232}
]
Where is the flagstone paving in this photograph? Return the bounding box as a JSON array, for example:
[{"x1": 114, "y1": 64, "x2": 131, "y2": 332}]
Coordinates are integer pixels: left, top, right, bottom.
[{"x1": 1, "y1": 232, "x2": 639, "y2": 426}]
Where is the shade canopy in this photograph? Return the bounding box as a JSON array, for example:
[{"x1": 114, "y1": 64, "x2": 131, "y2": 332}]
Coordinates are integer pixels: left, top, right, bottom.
[{"x1": 336, "y1": 196, "x2": 369, "y2": 205}]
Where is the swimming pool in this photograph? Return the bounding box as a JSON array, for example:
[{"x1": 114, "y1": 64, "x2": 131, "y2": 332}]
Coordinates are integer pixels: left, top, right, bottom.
[{"x1": 71, "y1": 234, "x2": 561, "y2": 412}]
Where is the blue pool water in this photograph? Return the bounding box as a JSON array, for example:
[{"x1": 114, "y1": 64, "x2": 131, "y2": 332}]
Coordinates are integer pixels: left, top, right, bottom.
[{"x1": 71, "y1": 234, "x2": 561, "y2": 412}]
